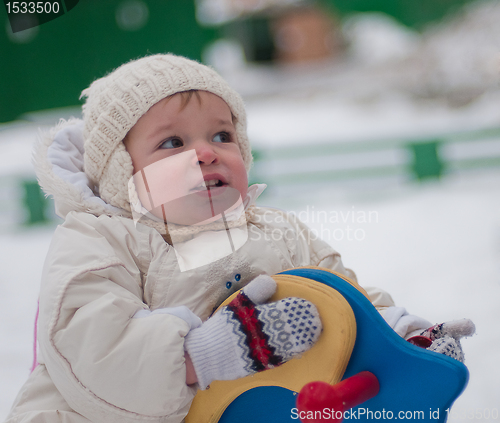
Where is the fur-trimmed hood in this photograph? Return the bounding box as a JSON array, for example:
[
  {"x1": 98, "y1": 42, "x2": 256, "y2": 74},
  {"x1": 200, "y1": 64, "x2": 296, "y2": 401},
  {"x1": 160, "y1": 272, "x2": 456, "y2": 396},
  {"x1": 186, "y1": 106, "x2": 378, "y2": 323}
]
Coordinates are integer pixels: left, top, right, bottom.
[{"x1": 33, "y1": 118, "x2": 129, "y2": 220}]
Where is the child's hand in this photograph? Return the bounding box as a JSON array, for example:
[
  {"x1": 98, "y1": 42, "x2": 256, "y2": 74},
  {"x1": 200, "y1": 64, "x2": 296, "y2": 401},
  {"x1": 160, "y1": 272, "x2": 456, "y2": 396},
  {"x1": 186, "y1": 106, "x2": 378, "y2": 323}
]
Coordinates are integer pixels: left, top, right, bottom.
[
  {"x1": 184, "y1": 275, "x2": 322, "y2": 389},
  {"x1": 408, "y1": 319, "x2": 475, "y2": 363}
]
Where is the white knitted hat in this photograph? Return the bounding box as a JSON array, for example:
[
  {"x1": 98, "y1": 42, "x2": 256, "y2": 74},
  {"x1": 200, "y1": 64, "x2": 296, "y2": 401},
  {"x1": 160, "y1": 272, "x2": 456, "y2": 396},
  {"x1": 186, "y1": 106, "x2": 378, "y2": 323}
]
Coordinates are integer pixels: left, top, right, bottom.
[{"x1": 81, "y1": 54, "x2": 252, "y2": 211}]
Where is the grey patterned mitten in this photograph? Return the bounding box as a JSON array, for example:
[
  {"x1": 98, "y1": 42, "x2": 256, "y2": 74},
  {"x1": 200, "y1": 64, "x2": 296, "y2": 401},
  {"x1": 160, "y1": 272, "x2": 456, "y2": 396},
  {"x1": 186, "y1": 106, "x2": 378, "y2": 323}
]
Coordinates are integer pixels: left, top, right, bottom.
[
  {"x1": 410, "y1": 319, "x2": 475, "y2": 363},
  {"x1": 184, "y1": 275, "x2": 322, "y2": 389}
]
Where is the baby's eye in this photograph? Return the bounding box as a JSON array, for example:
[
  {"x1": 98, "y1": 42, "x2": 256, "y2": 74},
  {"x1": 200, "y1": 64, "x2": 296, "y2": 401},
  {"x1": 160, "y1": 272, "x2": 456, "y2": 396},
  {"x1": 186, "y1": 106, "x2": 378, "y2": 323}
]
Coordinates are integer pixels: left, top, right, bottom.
[
  {"x1": 213, "y1": 132, "x2": 231, "y2": 143},
  {"x1": 160, "y1": 138, "x2": 183, "y2": 149}
]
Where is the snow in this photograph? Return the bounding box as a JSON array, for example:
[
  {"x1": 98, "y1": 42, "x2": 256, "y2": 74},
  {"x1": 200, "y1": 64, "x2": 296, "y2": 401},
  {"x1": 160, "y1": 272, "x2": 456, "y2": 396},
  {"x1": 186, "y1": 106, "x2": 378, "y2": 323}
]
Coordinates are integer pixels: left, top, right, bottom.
[
  {"x1": 0, "y1": 225, "x2": 55, "y2": 418},
  {"x1": 246, "y1": 90, "x2": 500, "y2": 148},
  {"x1": 0, "y1": 124, "x2": 42, "y2": 177},
  {"x1": 1, "y1": 1, "x2": 500, "y2": 420},
  {"x1": 341, "y1": 13, "x2": 420, "y2": 65}
]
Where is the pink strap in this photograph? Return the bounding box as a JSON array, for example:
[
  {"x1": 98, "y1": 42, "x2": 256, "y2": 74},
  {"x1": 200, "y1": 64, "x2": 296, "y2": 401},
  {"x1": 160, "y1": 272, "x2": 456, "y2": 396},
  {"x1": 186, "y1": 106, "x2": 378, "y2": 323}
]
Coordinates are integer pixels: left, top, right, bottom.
[{"x1": 30, "y1": 301, "x2": 40, "y2": 373}]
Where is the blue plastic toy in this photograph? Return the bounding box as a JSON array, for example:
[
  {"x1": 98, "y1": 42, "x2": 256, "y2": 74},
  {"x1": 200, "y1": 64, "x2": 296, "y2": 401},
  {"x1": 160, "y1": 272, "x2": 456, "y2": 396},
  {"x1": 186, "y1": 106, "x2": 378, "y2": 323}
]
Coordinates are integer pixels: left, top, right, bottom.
[{"x1": 188, "y1": 267, "x2": 469, "y2": 423}]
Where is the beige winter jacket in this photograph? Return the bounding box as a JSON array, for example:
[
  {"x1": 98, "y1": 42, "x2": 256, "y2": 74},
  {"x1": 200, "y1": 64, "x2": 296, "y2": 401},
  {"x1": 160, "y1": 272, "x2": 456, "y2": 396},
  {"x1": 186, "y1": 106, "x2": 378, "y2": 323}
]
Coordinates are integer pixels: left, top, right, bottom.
[{"x1": 5, "y1": 120, "x2": 397, "y2": 423}]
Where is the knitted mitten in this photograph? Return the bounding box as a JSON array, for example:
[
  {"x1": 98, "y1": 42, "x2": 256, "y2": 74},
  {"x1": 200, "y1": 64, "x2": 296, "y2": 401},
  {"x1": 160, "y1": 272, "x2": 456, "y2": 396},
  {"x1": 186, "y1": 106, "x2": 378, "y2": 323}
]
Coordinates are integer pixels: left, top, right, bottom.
[
  {"x1": 408, "y1": 319, "x2": 475, "y2": 363},
  {"x1": 184, "y1": 275, "x2": 322, "y2": 389}
]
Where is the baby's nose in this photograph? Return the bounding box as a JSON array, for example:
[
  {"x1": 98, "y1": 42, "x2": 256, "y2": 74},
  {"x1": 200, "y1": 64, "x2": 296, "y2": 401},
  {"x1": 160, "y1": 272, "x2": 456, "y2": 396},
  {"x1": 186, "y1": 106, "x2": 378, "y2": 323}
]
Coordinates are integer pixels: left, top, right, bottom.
[{"x1": 194, "y1": 143, "x2": 218, "y2": 165}]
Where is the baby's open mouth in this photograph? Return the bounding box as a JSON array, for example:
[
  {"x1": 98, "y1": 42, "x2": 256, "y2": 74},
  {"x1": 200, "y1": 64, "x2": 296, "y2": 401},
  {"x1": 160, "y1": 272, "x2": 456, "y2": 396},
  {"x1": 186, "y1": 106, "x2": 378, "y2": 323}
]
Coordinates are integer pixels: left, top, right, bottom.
[
  {"x1": 204, "y1": 179, "x2": 225, "y2": 188},
  {"x1": 191, "y1": 179, "x2": 226, "y2": 192}
]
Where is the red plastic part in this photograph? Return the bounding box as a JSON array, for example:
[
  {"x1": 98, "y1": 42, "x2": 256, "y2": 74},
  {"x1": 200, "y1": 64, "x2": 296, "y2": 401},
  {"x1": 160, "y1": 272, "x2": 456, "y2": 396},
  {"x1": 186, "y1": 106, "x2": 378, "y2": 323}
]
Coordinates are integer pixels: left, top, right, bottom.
[
  {"x1": 407, "y1": 335, "x2": 433, "y2": 349},
  {"x1": 297, "y1": 371, "x2": 380, "y2": 422}
]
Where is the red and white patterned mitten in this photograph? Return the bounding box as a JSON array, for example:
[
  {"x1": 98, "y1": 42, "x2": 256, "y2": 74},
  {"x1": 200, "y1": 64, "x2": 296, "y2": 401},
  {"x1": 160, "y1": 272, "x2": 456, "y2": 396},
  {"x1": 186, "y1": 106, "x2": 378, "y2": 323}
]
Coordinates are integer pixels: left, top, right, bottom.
[
  {"x1": 184, "y1": 275, "x2": 322, "y2": 389},
  {"x1": 408, "y1": 319, "x2": 475, "y2": 363}
]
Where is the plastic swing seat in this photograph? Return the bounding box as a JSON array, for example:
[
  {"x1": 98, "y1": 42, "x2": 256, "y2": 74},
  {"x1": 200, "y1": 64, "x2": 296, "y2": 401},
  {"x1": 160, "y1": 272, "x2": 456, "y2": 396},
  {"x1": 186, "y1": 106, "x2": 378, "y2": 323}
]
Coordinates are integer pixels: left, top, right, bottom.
[{"x1": 185, "y1": 267, "x2": 469, "y2": 423}]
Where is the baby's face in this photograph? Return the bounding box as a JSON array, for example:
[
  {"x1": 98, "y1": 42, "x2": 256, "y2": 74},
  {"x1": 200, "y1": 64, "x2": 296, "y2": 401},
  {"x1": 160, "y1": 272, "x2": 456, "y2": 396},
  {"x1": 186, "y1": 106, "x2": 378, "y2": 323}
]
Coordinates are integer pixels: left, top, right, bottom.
[{"x1": 124, "y1": 91, "x2": 248, "y2": 226}]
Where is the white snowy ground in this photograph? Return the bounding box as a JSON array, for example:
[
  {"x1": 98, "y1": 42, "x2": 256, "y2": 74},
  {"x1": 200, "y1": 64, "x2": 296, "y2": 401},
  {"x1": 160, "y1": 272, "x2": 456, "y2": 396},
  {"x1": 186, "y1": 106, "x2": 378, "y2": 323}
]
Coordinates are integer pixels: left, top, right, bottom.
[{"x1": 0, "y1": 169, "x2": 499, "y2": 421}]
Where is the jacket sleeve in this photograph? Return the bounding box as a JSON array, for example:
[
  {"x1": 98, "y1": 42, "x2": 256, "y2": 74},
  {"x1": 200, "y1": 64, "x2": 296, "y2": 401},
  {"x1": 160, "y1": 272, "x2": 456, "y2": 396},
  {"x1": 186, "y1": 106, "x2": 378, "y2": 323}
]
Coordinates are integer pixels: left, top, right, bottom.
[{"x1": 38, "y1": 213, "x2": 196, "y2": 423}]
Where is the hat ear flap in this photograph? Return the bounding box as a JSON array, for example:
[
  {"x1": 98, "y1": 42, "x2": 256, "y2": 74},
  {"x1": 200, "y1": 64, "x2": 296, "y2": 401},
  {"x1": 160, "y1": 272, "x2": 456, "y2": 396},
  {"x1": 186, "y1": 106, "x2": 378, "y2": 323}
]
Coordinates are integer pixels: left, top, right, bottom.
[{"x1": 98, "y1": 143, "x2": 134, "y2": 212}]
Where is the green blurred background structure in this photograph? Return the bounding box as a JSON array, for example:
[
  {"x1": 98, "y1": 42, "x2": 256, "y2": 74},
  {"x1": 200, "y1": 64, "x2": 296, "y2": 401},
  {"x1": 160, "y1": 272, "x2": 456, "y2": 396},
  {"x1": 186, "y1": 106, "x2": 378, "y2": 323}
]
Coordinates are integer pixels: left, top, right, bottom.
[
  {"x1": 0, "y1": 0, "x2": 479, "y2": 123},
  {"x1": 0, "y1": 0, "x2": 217, "y2": 123}
]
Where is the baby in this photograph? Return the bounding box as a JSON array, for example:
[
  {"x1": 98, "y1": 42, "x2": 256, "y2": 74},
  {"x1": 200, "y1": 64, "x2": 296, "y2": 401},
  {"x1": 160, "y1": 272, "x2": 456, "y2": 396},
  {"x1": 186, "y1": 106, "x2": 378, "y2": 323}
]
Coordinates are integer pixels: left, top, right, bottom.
[{"x1": 5, "y1": 54, "x2": 474, "y2": 423}]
